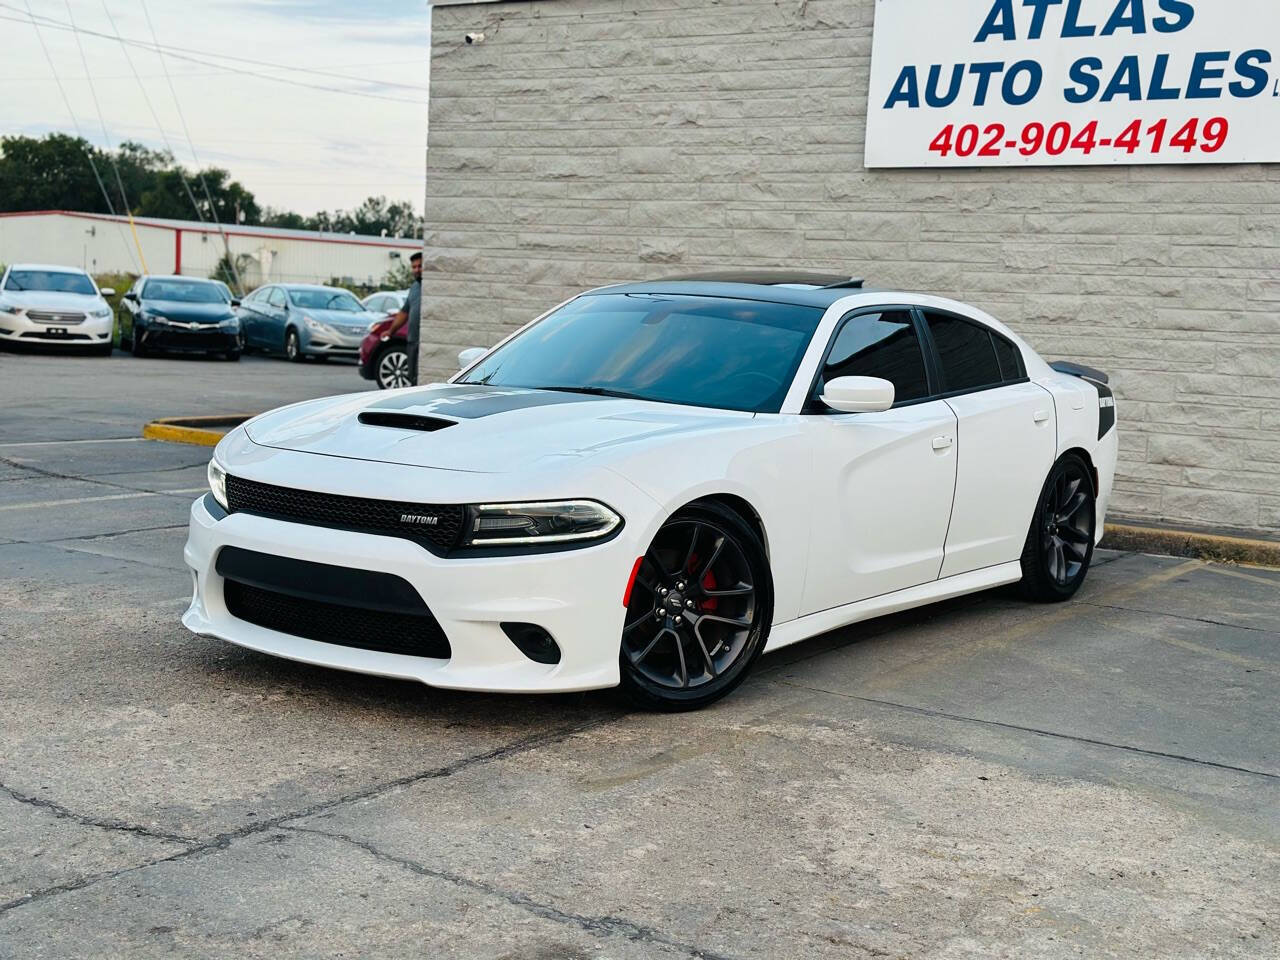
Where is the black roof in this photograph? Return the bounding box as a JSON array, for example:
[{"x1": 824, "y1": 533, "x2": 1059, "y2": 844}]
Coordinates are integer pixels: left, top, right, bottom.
[{"x1": 586, "y1": 270, "x2": 872, "y2": 308}]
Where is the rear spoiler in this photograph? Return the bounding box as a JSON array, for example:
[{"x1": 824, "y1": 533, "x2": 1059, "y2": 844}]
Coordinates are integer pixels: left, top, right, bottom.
[
  {"x1": 1050, "y1": 360, "x2": 1109, "y2": 385},
  {"x1": 1050, "y1": 362, "x2": 1115, "y2": 440}
]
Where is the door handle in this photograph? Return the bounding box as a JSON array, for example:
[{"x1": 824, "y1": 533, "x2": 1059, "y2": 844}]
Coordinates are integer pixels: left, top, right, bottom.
[
  {"x1": 932, "y1": 436, "x2": 954, "y2": 451},
  {"x1": 1033, "y1": 409, "x2": 1051, "y2": 424}
]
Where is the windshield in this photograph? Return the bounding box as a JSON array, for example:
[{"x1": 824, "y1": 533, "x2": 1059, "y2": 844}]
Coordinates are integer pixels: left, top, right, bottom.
[
  {"x1": 142, "y1": 279, "x2": 226, "y2": 303},
  {"x1": 4, "y1": 270, "x2": 96, "y2": 296},
  {"x1": 287, "y1": 289, "x2": 363, "y2": 312},
  {"x1": 458, "y1": 293, "x2": 824, "y2": 413}
]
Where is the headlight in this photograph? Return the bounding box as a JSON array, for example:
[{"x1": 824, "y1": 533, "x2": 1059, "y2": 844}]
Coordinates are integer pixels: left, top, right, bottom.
[
  {"x1": 90, "y1": 307, "x2": 112, "y2": 318},
  {"x1": 304, "y1": 316, "x2": 328, "y2": 332},
  {"x1": 217, "y1": 318, "x2": 239, "y2": 330},
  {"x1": 207, "y1": 459, "x2": 228, "y2": 510},
  {"x1": 0, "y1": 303, "x2": 25, "y2": 316},
  {"x1": 464, "y1": 500, "x2": 621, "y2": 547}
]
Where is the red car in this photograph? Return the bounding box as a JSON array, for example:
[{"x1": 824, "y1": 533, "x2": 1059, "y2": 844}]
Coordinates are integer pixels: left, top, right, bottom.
[{"x1": 358, "y1": 291, "x2": 412, "y2": 389}]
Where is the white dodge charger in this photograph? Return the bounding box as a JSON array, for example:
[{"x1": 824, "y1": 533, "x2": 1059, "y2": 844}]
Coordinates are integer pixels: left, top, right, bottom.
[{"x1": 185, "y1": 272, "x2": 1118, "y2": 710}]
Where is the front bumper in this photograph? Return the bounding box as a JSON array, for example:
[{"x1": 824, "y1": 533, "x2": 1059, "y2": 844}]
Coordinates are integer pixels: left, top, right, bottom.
[
  {"x1": 140, "y1": 326, "x2": 239, "y2": 353},
  {"x1": 0, "y1": 310, "x2": 112, "y2": 347},
  {"x1": 182, "y1": 472, "x2": 655, "y2": 693},
  {"x1": 302, "y1": 328, "x2": 364, "y2": 357}
]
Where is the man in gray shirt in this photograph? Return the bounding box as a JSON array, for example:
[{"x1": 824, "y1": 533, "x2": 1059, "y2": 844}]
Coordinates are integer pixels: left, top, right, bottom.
[{"x1": 382, "y1": 251, "x2": 422, "y2": 385}]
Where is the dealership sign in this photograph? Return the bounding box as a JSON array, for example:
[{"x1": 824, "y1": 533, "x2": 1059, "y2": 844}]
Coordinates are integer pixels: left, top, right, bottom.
[{"x1": 866, "y1": 0, "x2": 1277, "y2": 166}]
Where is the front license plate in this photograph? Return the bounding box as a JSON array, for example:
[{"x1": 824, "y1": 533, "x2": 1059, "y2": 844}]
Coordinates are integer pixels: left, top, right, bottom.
[{"x1": 46, "y1": 327, "x2": 68, "y2": 337}]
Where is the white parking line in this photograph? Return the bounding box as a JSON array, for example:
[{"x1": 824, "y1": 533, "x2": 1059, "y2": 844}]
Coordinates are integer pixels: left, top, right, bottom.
[
  {"x1": 0, "y1": 488, "x2": 207, "y2": 512},
  {"x1": 0, "y1": 437, "x2": 148, "y2": 448}
]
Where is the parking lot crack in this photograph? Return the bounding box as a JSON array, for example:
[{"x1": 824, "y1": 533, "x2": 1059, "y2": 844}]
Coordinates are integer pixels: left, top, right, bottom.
[
  {"x1": 1077, "y1": 599, "x2": 1280, "y2": 637},
  {"x1": 0, "y1": 716, "x2": 619, "y2": 918},
  {"x1": 0, "y1": 780, "x2": 198, "y2": 846},
  {"x1": 286, "y1": 824, "x2": 739, "y2": 960},
  {"x1": 776, "y1": 680, "x2": 1280, "y2": 781}
]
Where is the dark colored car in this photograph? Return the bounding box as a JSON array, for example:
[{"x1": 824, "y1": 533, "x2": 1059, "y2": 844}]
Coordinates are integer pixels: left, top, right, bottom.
[
  {"x1": 359, "y1": 318, "x2": 412, "y2": 389},
  {"x1": 118, "y1": 275, "x2": 241, "y2": 360}
]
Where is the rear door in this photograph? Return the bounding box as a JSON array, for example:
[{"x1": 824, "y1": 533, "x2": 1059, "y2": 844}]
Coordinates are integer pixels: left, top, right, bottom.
[
  {"x1": 920, "y1": 310, "x2": 1056, "y2": 578},
  {"x1": 799, "y1": 308, "x2": 958, "y2": 615}
]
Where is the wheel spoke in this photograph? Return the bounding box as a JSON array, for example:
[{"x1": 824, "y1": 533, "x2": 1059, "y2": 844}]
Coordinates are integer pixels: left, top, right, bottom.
[
  {"x1": 680, "y1": 523, "x2": 700, "y2": 577},
  {"x1": 630, "y1": 626, "x2": 672, "y2": 666},
  {"x1": 702, "y1": 582, "x2": 753, "y2": 598},
  {"x1": 622, "y1": 617, "x2": 648, "y2": 636},
  {"x1": 699, "y1": 614, "x2": 753, "y2": 630},
  {"x1": 1062, "y1": 537, "x2": 1088, "y2": 562},
  {"x1": 696, "y1": 536, "x2": 725, "y2": 583},
  {"x1": 673, "y1": 632, "x2": 689, "y2": 688},
  {"x1": 1059, "y1": 523, "x2": 1090, "y2": 545},
  {"x1": 1059, "y1": 491, "x2": 1088, "y2": 522},
  {"x1": 692, "y1": 627, "x2": 717, "y2": 677},
  {"x1": 645, "y1": 546, "x2": 670, "y2": 580},
  {"x1": 1053, "y1": 541, "x2": 1067, "y2": 584}
]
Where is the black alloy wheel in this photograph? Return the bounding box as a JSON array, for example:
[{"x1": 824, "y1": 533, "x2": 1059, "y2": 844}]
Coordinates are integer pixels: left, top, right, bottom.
[
  {"x1": 130, "y1": 328, "x2": 147, "y2": 357},
  {"x1": 1018, "y1": 454, "x2": 1096, "y2": 602},
  {"x1": 236, "y1": 330, "x2": 247, "y2": 353},
  {"x1": 285, "y1": 328, "x2": 303, "y2": 362},
  {"x1": 620, "y1": 501, "x2": 772, "y2": 711},
  {"x1": 376, "y1": 345, "x2": 412, "y2": 389}
]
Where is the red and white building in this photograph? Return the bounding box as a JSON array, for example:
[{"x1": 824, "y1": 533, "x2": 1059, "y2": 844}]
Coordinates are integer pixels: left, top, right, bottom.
[{"x1": 0, "y1": 210, "x2": 421, "y2": 288}]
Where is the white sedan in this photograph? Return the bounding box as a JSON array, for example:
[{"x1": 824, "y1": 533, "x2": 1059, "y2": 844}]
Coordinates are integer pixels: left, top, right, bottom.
[
  {"x1": 0, "y1": 263, "x2": 116, "y2": 353},
  {"x1": 184, "y1": 272, "x2": 1118, "y2": 710}
]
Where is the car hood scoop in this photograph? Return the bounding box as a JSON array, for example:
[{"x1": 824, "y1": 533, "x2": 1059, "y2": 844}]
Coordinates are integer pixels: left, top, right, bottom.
[
  {"x1": 244, "y1": 383, "x2": 750, "y2": 474},
  {"x1": 357, "y1": 411, "x2": 457, "y2": 432}
]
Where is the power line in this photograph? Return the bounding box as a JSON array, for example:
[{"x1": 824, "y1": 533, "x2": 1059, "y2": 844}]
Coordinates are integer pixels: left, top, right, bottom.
[
  {"x1": 98, "y1": 0, "x2": 206, "y2": 227},
  {"x1": 0, "y1": 6, "x2": 426, "y2": 103},
  {"x1": 19, "y1": 0, "x2": 139, "y2": 273},
  {"x1": 138, "y1": 0, "x2": 241, "y2": 291}
]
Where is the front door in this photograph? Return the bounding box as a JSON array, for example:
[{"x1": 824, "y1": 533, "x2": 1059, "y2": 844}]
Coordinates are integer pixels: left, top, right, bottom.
[{"x1": 798, "y1": 309, "x2": 958, "y2": 615}]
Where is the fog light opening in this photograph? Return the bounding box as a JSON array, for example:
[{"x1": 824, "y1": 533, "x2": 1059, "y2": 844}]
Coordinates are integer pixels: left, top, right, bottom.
[{"x1": 501, "y1": 622, "x2": 561, "y2": 665}]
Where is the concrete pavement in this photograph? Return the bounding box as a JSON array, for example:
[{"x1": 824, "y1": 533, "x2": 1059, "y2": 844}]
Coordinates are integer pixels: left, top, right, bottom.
[{"x1": 1, "y1": 350, "x2": 1276, "y2": 958}]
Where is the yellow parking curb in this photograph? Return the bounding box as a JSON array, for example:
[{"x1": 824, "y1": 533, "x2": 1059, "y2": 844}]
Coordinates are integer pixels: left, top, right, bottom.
[
  {"x1": 142, "y1": 415, "x2": 253, "y2": 447},
  {"x1": 1102, "y1": 522, "x2": 1280, "y2": 568}
]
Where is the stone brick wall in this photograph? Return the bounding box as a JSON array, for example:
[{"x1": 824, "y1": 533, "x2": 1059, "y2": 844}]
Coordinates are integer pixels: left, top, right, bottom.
[{"x1": 422, "y1": 0, "x2": 1280, "y2": 536}]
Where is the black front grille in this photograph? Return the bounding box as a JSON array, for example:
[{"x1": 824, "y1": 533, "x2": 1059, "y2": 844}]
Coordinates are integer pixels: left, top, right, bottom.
[
  {"x1": 223, "y1": 580, "x2": 451, "y2": 659},
  {"x1": 217, "y1": 546, "x2": 451, "y2": 659},
  {"x1": 225, "y1": 475, "x2": 465, "y2": 552}
]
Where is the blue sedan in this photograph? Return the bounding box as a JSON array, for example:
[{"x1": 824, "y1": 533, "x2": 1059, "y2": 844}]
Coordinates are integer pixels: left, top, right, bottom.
[{"x1": 236, "y1": 284, "x2": 381, "y2": 362}]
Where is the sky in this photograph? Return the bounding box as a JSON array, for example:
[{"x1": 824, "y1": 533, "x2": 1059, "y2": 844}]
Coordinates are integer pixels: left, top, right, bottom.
[{"x1": 1, "y1": 0, "x2": 429, "y2": 217}]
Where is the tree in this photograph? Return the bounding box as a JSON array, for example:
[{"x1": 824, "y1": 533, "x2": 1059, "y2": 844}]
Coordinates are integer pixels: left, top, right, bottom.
[
  {"x1": 307, "y1": 196, "x2": 421, "y2": 238},
  {"x1": 0, "y1": 134, "x2": 114, "y2": 213},
  {"x1": 0, "y1": 133, "x2": 420, "y2": 239}
]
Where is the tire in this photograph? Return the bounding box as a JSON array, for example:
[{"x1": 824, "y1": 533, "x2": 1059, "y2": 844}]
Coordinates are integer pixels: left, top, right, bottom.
[
  {"x1": 224, "y1": 350, "x2": 241, "y2": 362},
  {"x1": 93, "y1": 341, "x2": 114, "y2": 356},
  {"x1": 619, "y1": 501, "x2": 772, "y2": 711},
  {"x1": 1018, "y1": 454, "x2": 1097, "y2": 603},
  {"x1": 285, "y1": 328, "x2": 304, "y2": 363},
  {"x1": 236, "y1": 330, "x2": 248, "y2": 354},
  {"x1": 130, "y1": 330, "x2": 147, "y2": 358},
  {"x1": 375, "y1": 345, "x2": 412, "y2": 389}
]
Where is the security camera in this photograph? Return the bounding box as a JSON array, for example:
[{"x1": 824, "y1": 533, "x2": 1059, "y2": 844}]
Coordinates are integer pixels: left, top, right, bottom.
[{"x1": 464, "y1": 31, "x2": 485, "y2": 44}]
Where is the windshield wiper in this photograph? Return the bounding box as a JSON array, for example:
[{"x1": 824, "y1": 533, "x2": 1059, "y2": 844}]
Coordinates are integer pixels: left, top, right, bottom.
[{"x1": 536, "y1": 386, "x2": 651, "y2": 402}]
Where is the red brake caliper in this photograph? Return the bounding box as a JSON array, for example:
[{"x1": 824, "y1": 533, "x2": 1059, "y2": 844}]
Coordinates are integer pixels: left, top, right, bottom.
[{"x1": 688, "y1": 553, "x2": 718, "y2": 612}]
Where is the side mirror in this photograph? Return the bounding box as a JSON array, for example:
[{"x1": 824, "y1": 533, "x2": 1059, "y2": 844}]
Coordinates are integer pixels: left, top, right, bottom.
[
  {"x1": 458, "y1": 347, "x2": 487, "y2": 370},
  {"x1": 231, "y1": 298, "x2": 241, "y2": 307},
  {"x1": 821, "y1": 376, "x2": 895, "y2": 414},
  {"x1": 122, "y1": 291, "x2": 137, "y2": 302},
  {"x1": 100, "y1": 287, "x2": 116, "y2": 297}
]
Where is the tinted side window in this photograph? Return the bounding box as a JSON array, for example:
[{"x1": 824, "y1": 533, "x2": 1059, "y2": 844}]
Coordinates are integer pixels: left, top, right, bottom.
[
  {"x1": 925, "y1": 313, "x2": 1002, "y2": 393},
  {"x1": 819, "y1": 310, "x2": 929, "y2": 405},
  {"x1": 993, "y1": 335, "x2": 1024, "y2": 382}
]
